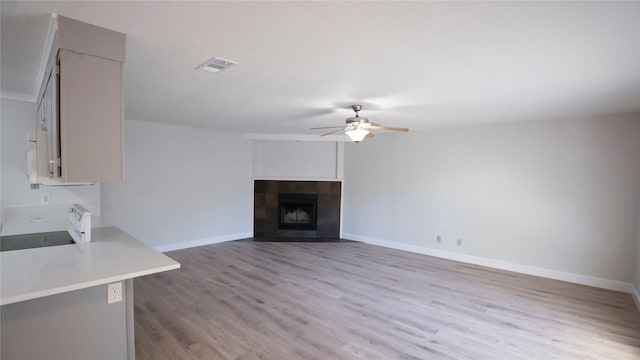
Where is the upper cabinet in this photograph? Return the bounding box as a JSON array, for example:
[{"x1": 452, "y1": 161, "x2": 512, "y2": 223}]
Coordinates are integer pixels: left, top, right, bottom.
[{"x1": 37, "y1": 15, "x2": 125, "y2": 184}]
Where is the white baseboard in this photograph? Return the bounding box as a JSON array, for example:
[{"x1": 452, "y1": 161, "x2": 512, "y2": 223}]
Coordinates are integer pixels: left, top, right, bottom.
[
  {"x1": 342, "y1": 233, "x2": 633, "y2": 294},
  {"x1": 632, "y1": 285, "x2": 640, "y2": 312},
  {"x1": 153, "y1": 232, "x2": 253, "y2": 253}
]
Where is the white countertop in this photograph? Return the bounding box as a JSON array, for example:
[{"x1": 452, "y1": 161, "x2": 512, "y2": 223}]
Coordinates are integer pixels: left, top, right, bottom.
[{"x1": 1, "y1": 226, "x2": 180, "y2": 306}]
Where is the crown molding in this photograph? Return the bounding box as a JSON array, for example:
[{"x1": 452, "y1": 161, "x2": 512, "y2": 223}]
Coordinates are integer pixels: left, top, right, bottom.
[{"x1": 0, "y1": 91, "x2": 36, "y2": 103}]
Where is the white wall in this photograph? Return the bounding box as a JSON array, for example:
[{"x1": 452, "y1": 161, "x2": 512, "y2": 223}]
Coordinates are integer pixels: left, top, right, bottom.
[
  {"x1": 635, "y1": 181, "x2": 640, "y2": 302},
  {"x1": 343, "y1": 113, "x2": 640, "y2": 288},
  {"x1": 1, "y1": 99, "x2": 100, "y2": 232},
  {"x1": 0, "y1": 98, "x2": 2, "y2": 349},
  {"x1": 253, "y1": 140, "x2": 342, "y2": 180},
  {"x1": 101, "y1": 120, "x2": 253, "y2": 250}
]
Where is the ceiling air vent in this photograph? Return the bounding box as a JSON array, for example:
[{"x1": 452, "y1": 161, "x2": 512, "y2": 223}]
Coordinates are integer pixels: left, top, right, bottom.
[{"x1": 196, "y1": 57, "x2": 237, "y2": 73}]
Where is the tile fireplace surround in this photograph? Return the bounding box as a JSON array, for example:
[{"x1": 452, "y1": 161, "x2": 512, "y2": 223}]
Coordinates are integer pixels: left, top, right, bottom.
[{"x1": 253, "y1": 180, "x2": 341, "y2": 241}]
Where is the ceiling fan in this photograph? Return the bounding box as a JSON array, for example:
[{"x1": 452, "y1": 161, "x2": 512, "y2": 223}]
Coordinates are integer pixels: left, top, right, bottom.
[{"x1": 311, "y1": 104, "x2": 409, "y2": 142}]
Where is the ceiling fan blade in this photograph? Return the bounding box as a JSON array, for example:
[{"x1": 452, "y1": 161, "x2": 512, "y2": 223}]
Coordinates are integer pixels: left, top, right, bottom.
[
  {"x1": 320, "y1": 128, "x2": 346, "y2": 136},
  {"x1": 311, "y1": 125, "x2": 346, "y2": 130},
  {"x1": 365, "y1": 132, "x2": 375, "y2": 138},
  {"x1": 371, "y1": 124, "x2": 409, "y2": 132}
]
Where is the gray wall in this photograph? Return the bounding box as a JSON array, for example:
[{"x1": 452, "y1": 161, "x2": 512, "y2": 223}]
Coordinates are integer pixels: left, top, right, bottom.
[
  {"x1": 343, "y1": 113, "x2": 640, "y2": 285},
  {"x1": 101, "y1": 119, "x2": 253, "y2": 250},
  {"x1": 1, "y1": 282, "x2": 130, "y2": 360}
]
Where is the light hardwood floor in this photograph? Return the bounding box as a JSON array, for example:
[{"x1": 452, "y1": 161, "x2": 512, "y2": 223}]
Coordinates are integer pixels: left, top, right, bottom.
[{"x1": 134, "y1": 241, "x2": 640, "y2": 359}]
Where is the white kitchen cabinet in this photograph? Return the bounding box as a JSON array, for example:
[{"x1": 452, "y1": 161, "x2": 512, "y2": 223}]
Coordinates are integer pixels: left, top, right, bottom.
[{"x1": 36, "y1": 15, "x2": 125, "y2": 184}]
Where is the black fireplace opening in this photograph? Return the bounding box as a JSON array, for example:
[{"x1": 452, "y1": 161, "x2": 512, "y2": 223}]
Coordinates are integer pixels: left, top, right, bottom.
[{"x1": 278, "y1": 194, "x2": 318, "y2": 230}]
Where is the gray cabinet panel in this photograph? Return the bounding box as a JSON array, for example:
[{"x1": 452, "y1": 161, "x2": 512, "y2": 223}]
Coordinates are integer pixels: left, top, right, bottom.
[
  {"x1": 1, "y1": 283, "x2": 130, "y2": 360},
  {"x1": 57, "y1": 15, "x2": 126, "y2": 62},
  {"x1": 59, "y1": 49, "x2": 124, "y2": 182},
  {"x1": 34, "y1": 15, "x2": 125, "y2": 185}
]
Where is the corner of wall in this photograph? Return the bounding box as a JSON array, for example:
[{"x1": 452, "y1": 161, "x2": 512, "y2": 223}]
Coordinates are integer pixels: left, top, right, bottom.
[
  {"x1": 101, "y1": 120, "x2": 253, "y2": 247},
  {"x1": 635, "y1": 178, "x2": 640, "y2": 312},
  {"x1": 632, "y1": 285, "x2": 640, "y2": 312}
]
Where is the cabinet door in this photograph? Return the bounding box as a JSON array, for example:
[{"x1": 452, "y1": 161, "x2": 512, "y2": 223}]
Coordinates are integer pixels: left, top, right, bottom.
[
  {"x1": 48, "y1": 66, "x2": 61, "y2": 178},
  {"x1": 37, "y1": 86, "x2": 46, "y2": 133},
  {"x1": 36, "y1": 70, "x2": 58, "y2": 178},
  {"x1": 59, "y1": 49, "x2": 123, "y2": 182},
  {"x1": 35, "y1": 87, "x2": 49, "y2": 179},
  {"x1": 40, "y1": 69, "x2": 61, "y2": 178}
]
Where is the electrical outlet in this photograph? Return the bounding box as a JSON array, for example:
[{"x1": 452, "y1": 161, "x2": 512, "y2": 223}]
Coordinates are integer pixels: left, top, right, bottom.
[
  {"x1": 436, "y1": 235, "x2": 441, "y2": 243},
  {"x1": 457, "y1": 238, "x2": 462, "y2": 246},
  {"x1": 41, "y1": 193, "x2": 50, "y2": 204},
  {"x1": 107, "y1": 282, "x2": 123, "y2": 304}
]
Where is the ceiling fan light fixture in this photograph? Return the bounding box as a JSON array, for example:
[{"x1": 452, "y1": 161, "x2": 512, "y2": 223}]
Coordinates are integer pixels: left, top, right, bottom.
[
  {"x1": 313, "y1": 104, "x2": 408, "y2": 140},
  {"x1": 346, "y1": 128, "x2": 370, "y2": 143}
]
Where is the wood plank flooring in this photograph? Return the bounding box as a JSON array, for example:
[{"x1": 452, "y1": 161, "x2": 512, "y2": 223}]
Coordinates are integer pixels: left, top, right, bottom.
[{"x1": 134, "y1": 240, "x2": 640, "y2": 359}]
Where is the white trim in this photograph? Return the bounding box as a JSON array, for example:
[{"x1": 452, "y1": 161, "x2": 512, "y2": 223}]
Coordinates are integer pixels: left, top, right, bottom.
[
  {"x1": 336, "y1": 142, "x2": 345, "y2": 238},
  {"x1": 336, "y1": 142, "x2": 345, "y2": 179},
  {"x1": 343, "y1": 233, "x2": 633, "y2": 293},
  {"x1": 0, "y1": 91, "x2": 36, "y2": 103},
  {"x1": 153, "y1": 232, "x2": 252, "y2": 253},
  {"x1": 35, "y1": 14, "x2": 58, "y2": 103},
  {"x1": 125, "y1": 279, "x2": 135, "y2": 360},
  {"x1": 254, "y1": 177, "x2": 343, "y2": 182},
  {"x1": 632, "y1": 285, "x2": 640, "y2": 312},
  {"x1": 243, "y1": 133, "x2": 350, "y2": 142}
]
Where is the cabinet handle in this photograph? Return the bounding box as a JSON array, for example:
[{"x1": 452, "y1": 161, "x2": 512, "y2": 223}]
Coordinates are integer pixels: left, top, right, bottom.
[{"x1": 48, "y1": 158, "x2": 60, "y2": 176}]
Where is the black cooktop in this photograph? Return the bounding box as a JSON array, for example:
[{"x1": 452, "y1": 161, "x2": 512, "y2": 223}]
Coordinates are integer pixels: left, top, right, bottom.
[{"x1": 0, "y1": 231, "x2": 74, "y2": 252}]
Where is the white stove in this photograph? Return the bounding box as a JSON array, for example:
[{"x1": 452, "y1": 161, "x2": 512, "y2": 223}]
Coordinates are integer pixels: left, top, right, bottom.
[
  {"x1": 0, "y1": 204, "x2": 91, "y2": 252},
  {"x1": 68, "y1": 204, "x2": 91, "y2": 243}
]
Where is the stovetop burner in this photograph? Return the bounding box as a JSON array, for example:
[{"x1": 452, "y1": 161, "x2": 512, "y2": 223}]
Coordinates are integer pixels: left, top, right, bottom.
[
  {"x1": 0, "y1": 231, "x2": 74, "y2": 252},
  {"x1": 0, "y1": 204, "x2": 91, "y2": 252}
]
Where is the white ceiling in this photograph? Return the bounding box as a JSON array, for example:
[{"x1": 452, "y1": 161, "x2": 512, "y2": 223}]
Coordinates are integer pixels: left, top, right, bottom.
[{"x1": 1, "y1": 1, "x2": 639, "y2": 134}]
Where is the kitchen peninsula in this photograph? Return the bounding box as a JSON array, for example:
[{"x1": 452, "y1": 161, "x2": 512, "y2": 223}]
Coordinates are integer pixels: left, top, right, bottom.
[{"x1": 1, "y1": 226, "x2": 180, "y2": 359}]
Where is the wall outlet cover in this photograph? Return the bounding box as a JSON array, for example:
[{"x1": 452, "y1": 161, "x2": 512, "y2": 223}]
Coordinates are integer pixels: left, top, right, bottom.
[{"x1": 107, "y1": 282, "x2": 123, "y2": 304}]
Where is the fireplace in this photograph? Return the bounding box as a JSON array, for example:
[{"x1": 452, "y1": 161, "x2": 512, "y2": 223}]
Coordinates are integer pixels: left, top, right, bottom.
[
  {"x1": 278, "y1": 194, "x2": 317, "y2": 230},
  {"x1": 254, "y1": 180, "x2": 341, "y2": 240}
]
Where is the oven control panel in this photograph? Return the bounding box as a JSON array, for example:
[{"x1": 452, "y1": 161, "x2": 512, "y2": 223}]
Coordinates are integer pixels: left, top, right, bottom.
[{"x1": 68, "y1": 204, "x2": 91, "y2": 243}]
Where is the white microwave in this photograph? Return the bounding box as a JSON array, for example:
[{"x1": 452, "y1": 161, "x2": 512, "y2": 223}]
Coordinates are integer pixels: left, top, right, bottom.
[{"x1": 26, "y1": 131, "x2": 93, "y2": 187}]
